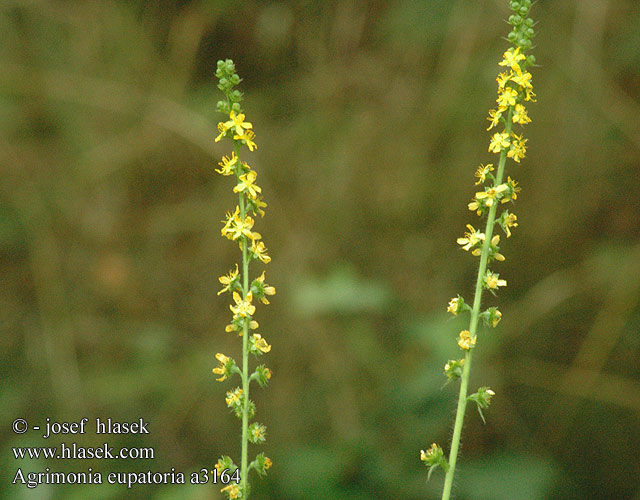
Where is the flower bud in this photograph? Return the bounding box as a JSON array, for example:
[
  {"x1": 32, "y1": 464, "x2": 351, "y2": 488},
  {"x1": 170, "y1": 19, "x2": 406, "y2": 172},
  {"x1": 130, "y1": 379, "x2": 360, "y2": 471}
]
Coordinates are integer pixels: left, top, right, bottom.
[
  {"x1": 467, "y1": 386, "x2": 496, "y2": 424},
  {"x1": 248, "y1": 422, "x2": 267, "y2": 444},
  {"x1": 444, "y1": 359, "x2": 465, "y2": 381},
  {"x1": 447, "y1": 295, "x2": 468, "y2": 315},
  {"x1": 457, "y1": 330, "x2": 476, "y2": 350},
  {"x1": 250, "y1": 452, "x2": 272, "y2": 477},
  {"x1": 420, "y1": 443, "x2": 449, "y2": 480},
  {"x1": 254, "y1": 364, "x2": 272, "y2": 387},
  {"x1": 480, "y1": 306, "x2": 502, "y2": 327},
  {"x1": 214, "y1": 455, "x2": 237, "y2": 475}
]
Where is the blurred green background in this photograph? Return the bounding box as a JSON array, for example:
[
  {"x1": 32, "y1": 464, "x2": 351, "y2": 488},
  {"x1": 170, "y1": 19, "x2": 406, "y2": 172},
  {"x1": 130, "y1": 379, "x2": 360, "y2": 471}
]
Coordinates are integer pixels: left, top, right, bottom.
[{"x1": 2, "y1": 0, "x2": 640, "y2": 499}]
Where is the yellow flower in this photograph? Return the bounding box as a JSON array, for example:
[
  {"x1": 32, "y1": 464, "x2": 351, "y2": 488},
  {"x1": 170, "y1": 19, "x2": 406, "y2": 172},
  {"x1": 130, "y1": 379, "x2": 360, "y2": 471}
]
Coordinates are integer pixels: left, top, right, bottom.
[
  {"x1": 496, "y1": 71, "x2": 512, "y2": 89},
  {"x1": 221, "y1": 207, "x2": 240, "y2": 239},
  {"x1": 525, "y1": 87, "x2": 536, "y2": 102},
  {"x1": 226, "y1": 317, "x2": 259, "y2": 333},
  {"x1": 512, "y1": 104, "x2": 531, "y2": 125},
  {"x1": 468, "y1": 199, "x2": 480, "y2": 214},
  {"x1": 490, "y1": 234, "x2": 505, "y2": 261},
  {"x1": 212, "y1": 353, "x2": 230, "y2": 381},
  {"x1": 215, "y1": 121, "x2": 229, "y2": 142},
  {"x1": 252, "y1": 333, "x2": 272, "y2": 353},
  {"x1": 221, "y1": 484, "x2": 241, "y2": 499},
  {"x1": 447, "y1": 297, "x2": 460, "y2": 315},
  {"x1": 457, "y1": 224, "x2": 485, "y2": 251},
  {"x1": 491, "y1": 309, "x2": 502, "y2": 327},
  {"x1": 486, "y1": 109, "x2": 503, "y2": 130},
  {"x1": 230, "y1": 291, "x2": 256, "y2": 318},
  {"x1": 507, "y1": 134, "x2": 527, "y2": 162},
  {"x1": 225, "y1": 387, "x2": 243, "y2": 406},
  {"x1": 489, "y1": 132, "x2": 510, "y2": 153},
  {"x1": 254, "y1": 271, "x2": 276, "y2": 304},
  {"x1": 253, "y1": 197, "x2": 267, "y2": 217},
  {"x1": 474, "y1": 163, "x2": 494, "y2": 184},
  {"x1": 234, "y1": 129, "x2": 257, "y2": 151},
  {"x1": 505, "y1": 176, "x2": 522, "y2": 201},
  {"x1": 485, "y1": 271, "x2": 507, "y2": 290},
  {"x1": 511, "y1": 70, "x2": 533, "y2": 90},
  {"x1": 224, "y1": 110, "x2": 253, "y2": 136},
  {"x1": 457, "y1": 330, "x2": 476, "y2": 350},
  {"x1": 218, "y1": 264, "x2": 239, "y2": 295},
  {"x1": 223, "y1": 211, "x2": 258, "y2": 241},
  {"x1": 234, "y1": 170, "x2": 262, "y2": 199},
  {"x1": 264, "y1": 457, "x2": 273, "y2": 469},
  {"x1": 503, "y1": 212, "x2": 518, "y2": 237},
  {"x1": 499, "y1": 47, "x2": 526, "y2": 71},
  {"x1": 475, "y1": 184, "x2": 508, "y2": 207},
  {"x1": 251, "y1": 240, "x2": 271, "y2": 263},
  {"x1": 216, "y1": 152, "x2": 238, "y2": 176},
  {"x1": 496, "y1": 87, "x2": 518, "y2": 108}
]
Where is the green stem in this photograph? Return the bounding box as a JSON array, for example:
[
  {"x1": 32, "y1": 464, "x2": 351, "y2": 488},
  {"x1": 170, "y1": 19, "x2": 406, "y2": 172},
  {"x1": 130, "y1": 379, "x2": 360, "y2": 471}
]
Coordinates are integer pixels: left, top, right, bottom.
[
  {"x1": 440, "y1": 109, "x2": 513, "y2": 500},
  {"x1": 236, "y1": 141, "x2": 251, "y2": 499}
]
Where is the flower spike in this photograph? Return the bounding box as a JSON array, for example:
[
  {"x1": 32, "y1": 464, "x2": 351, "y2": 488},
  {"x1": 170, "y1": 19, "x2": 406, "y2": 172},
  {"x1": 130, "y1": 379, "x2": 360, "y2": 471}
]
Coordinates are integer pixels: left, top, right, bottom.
[
  {"x1": 428, "y1": 2, "x2": 538, "y2": 498},
  {"x1": 213, "y1": 59, "x2": 274, "y2": 500}
]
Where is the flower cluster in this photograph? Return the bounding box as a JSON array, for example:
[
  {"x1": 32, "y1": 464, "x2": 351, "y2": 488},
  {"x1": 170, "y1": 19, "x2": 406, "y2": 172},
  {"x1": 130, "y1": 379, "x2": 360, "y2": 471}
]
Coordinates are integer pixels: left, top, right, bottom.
[
  {"x1": 423, "y1": 2, "x2": 536, "y2": 496},
  {"x1": 212, "y1": 59, "x2": 273, "y2": 500}
]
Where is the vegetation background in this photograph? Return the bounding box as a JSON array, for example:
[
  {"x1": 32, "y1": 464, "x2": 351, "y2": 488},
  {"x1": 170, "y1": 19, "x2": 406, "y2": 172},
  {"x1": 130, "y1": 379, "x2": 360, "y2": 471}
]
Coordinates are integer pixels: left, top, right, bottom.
[{"x1": 2, "y1": 0, "x2": 639, "y2": 499}]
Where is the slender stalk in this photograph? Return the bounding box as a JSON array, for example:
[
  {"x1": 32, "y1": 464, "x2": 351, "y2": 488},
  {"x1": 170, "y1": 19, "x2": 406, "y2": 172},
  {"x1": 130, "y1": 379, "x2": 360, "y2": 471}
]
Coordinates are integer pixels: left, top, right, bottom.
[
  {"x1": 441, "y1": 112, "x2": 513, "y2": 500},
  {"x1": 236, "y1": 140, "x2": 251, "y2": 498}
]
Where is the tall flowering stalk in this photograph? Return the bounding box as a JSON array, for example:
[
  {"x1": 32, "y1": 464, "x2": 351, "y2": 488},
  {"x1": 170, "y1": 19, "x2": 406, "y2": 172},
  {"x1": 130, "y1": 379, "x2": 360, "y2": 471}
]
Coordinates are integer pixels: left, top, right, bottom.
[
  {"x1": 212, "y1": 59, "x2": 273, "y2": 500},
  {"x1": 421, "y1": 2, "x2": 537, "y2": 498}
]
